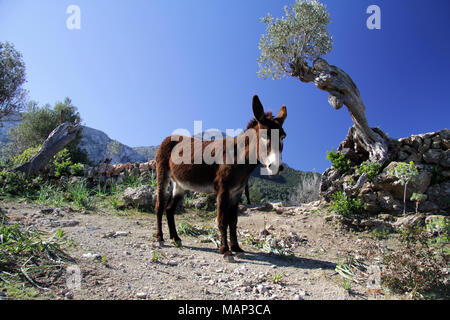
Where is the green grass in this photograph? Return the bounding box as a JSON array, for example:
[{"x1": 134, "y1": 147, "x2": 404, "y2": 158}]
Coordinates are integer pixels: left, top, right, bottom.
[
  {"x1": 0, "y1": 222, "x2": 74, "y2": 298},
  {"x1": 66, "y1": 181, "x2": 91, "y2": 209}
]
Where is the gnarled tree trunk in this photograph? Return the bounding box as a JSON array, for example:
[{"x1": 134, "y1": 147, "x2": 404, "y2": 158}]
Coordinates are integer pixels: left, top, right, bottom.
[
  {"x1": 15, "y1": 122, "x2": 81, "y2": 176},
  {"x1": 290, "y1": 58, "x2": 389, "y2": 164}
]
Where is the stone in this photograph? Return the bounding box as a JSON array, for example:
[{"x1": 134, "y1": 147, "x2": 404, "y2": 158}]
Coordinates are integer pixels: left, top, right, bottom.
[
  {"x1": 393, "y1": 214, "x2": 425, "y2": 229},
  {"x1": 440, "y1": 150, "x2": 450, "y2": 168},
  {"x1": 377, "y1": 191, "x2": 401, "y2": 212},
  {"x1": 122, "y1": 185, "x2": 155, "y2": 209},
  {"x1": 136, "y1": 292, "x2": 147, "y2": 299},
  {"x1": 49, "y1": 220, "x2": 79, "y2": 228},
  {"x1": 82, "y1": 253, "x2": 102, "y2": 260},
  {"x1": 191, "y1": 195, "x2": 216, "y2": 211},
  {"x1": 423, "y1": 149, "x2": 443, "y2": 164}
]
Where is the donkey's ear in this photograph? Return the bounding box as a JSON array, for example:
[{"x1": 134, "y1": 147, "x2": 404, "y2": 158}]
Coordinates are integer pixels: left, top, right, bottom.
[
  {"x1": 275, "y1": 106, "x2": 287, "y2": 125},
  {"x1": 252, "y1": 95, "x2": 266, "y2": 123}
]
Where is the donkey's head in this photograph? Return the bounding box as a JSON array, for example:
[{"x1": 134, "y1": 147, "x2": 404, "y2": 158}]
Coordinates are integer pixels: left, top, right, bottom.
[{"x1": 250, "y1": 95, "x2": 287, "y2": 176}]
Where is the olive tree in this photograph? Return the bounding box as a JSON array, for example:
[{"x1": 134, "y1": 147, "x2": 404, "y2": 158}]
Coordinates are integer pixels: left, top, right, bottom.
[
  {"x1": 0, "y1": 42, "x2": 27, "y2": 120},
  {"x1": 258, "y1": 0, "x2": 389, "y2": 163}
]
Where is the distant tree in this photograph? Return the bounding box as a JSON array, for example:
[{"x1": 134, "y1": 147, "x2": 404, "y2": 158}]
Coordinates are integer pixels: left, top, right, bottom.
[
  {"x1": 0, "y1": 42, "x2": 27, "y2": 120},
  {"x1": 6, "y1": 98, "x2": 87, "y2": 163},
  {"x1": 258, "y1": 0, "x2": 389, "y2": 163}
]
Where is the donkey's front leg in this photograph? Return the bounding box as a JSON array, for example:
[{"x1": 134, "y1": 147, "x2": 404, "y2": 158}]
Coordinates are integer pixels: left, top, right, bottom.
[
  {"x1": 216, "y1": 189, "x2": 232, "y2": 256},
  {"x1": 229, "y1": 201, "x2": 244, "y2": 253}
]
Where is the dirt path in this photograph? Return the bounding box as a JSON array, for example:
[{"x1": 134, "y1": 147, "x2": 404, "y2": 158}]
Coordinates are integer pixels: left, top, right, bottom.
[{"x1": 1, "y1": 201, "x2": 396, "y2": 300}]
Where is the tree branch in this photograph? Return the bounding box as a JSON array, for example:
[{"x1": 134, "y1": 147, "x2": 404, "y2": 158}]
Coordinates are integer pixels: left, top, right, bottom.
[{"x1": 15, "y1": 122, "x2": 81, "y2": 176}]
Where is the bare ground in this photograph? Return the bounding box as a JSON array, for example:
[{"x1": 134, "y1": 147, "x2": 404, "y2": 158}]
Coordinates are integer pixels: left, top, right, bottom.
[{"x1": 1, "y1": 200, "x2": 401, "y2": 300}]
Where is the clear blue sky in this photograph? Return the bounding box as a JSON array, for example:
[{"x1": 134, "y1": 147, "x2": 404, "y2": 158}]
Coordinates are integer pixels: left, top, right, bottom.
[{"x1": 1, "y1": 0, "x2": 449, "y2": 173}]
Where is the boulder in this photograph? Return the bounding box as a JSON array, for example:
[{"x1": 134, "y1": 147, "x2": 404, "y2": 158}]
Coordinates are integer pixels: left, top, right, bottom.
[
  {"x1": 191, "y1": 195, "x2": 216, "y2": 211},
  {"x1": 423, "y1": 149, "x2": 443, "y2": 164},
  {"x1": 122, "y1": 185, "x2": 155, "y2": 209},
  {"x1": 376, "y1": 162, "x2": 432, "y2": 200},
  {"x1": 393, "y1": 214, "x2": 425, "y2": 229}
]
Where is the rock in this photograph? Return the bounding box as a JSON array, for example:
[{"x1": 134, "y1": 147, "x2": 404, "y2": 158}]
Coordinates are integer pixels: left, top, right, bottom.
[
  {"x1": 82, "y1": 253, "x2": 102, "y2": 260},
  {"x1": 294, "y1": 294, "x2": 303, "y2": 300},
  {"x1": 50, "y1": 220, "x2": 79, "y2": 228},
  {"x1": 167, "y1": 260, "x2": 178, "y2": 266},
  {"x1": 377, "y1": 191, "x2": 401, "y2": 212},
  {"x1": 114, "y1": 231, "x2": 129, "y2": 237},
  {"x1": 393, "y1": 214, "x2": 425, "y2": 229},
  {"x1": 64, "y1": 292, "x2": 74, "y2": 299},
  {"x1": 440, "y1": 150, "x2": 450, "y2": 168},
  {"x1": 191, "y1": 195, "x2": 216, "y2": 211},
  {"x1": 136, "y1": 292, "x2": 147, "y2": 299},
  {"x1": 40, "y1": 208, "x2": 54, "y2": 214},
  {"x1": 423, "y1": 149, "x2": 443, "y2": 164},
  {"x1": 122, "y1": 185, "x2": 155, "y2": 209},
  {"x1": 377, "y1": 162, "x2": 432, "y2": 200}
]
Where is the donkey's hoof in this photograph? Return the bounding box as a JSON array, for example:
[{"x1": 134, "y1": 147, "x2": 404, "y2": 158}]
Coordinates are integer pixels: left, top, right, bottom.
[
  {"x1": 234, "y1": 252, "x2": 245, "y2": 259},
  {"x1": 173, "y1": 240, "x2": 182, "y2": 248},
  {"x1": 223, "y1": 252, "x2": 235, "y2": 263}
]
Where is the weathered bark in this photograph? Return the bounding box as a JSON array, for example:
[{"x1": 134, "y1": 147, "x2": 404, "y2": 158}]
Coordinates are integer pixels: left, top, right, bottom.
[
  {"x1": 15, "y1": 122, "x2": 81, "y2": 176},
  {"x1": 290, "y1": 58, "x2": 389, "y2": 163}
]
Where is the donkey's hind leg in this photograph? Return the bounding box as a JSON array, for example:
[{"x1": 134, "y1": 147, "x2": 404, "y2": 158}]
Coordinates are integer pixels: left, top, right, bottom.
[
  {"x1": 229, "y1": 196, "x2": 244, "y2": 253},
  {"x1": 165, "y1": 181, "x2": 184, "y2": 244},
  {"x1": 155, "y1": 169, "x2": 170, "y2": 242}
]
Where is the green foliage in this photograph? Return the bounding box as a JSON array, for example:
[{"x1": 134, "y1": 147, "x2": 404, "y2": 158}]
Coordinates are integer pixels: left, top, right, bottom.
[
  {"x1": 0, "y1": 222, "x2": 73, "y2": 296},
  {"x1": 387, "y1": 161, "x2": 419, "y2": 186},
  {"x1": 330, "y1": 192, "x2": 364, "y2": 217},
  {"x1": 66, "y1": 180, "x2": 91, "y2": 209},
  {"x1": 10, "y1": 145, "x2": 41, "y2": 167},
  {"x1": 258, "y1": 0, "x2": 333, "y2": 80},
  {"x1": 178, "y1": 222, "x2": 211, "y2": 237},
  {"x1": 35, "y1": 184, "x2": 65, "y2": 207},
  {"x1": 382, "y1": 226, "x2": 449, "y2": 298},
  {"x1": 0, "y1": 42, "x2": 27, "y2": 118},
  {"x1": 0, "y1": 170, "x2": 32, "y2": 196},
  {"x1": 47, "y1": 148, "x2": 84, "y2": 178},
  {"x1": 326, "y1": 150, "x2": 352, "y2": 173},
  {"x1": 5, "y1": 98, "x2": 87, "y2": 163},
  {"x1": 426, "y1": 216, "x2": 450, "y2": 245},
  {"x1": 248, "y1": 164, "x2": 320, "y2": 203},
  {"x1": 388, "y1": 162, "x2": 419, "y2": 214},
  {"x1": 357, "y1": 160, "x2": 382, "y2": 182}
]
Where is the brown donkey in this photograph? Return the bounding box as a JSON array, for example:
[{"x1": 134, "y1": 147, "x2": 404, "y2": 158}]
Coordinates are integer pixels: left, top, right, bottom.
[{"x1": 154, "y1": 95, "x2": 287, "y2": 257}]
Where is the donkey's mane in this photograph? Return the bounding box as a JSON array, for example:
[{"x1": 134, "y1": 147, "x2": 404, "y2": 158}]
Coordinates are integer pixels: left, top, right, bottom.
[{"x1": 246, "y1": 111, "x2": 273, "y2": 130}]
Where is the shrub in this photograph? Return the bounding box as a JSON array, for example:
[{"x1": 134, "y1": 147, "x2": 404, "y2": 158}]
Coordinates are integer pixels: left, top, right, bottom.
[
  {"x1": 10, "y1": 145, "x2": 41, "y2": 168},
  {"x1": 53, "y1": 148, "x2": 84, "y2": 178},
  {"x1": 326, "y1": 150, "x2": 352, "y2": 173},
  {"x1": 330, "y1": 192, "x2": 364, "y2": 217},
  {"x1": 357, "y1": 160, "x2": 382, "y2": 182},
  {"x1": 289, "y1": 172, "x2": 321, "y2": 204},
  {"x1": 0, "y1": 170, "x2": 32, "y2": 196},
  {"x1": 382, "y1": 226, "x2": 448, "y2": 298},
  {"x1": 387, "y1": 161, "x2": 419, "y2": 214}
]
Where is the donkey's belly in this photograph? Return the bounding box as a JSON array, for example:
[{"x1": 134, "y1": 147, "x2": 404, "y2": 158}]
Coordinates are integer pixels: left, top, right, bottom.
[{"x1": 174, "y1": 179, "x2": 216, "y2": 194}]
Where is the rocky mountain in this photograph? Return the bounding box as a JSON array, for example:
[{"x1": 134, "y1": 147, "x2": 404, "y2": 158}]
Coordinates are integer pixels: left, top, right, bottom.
[
  {"x1": 0, "y1": 116, "x2": 158, "y2": 165},
  {"x1": 79, "y1": 126, "x2": 150, "y2": 164}
]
